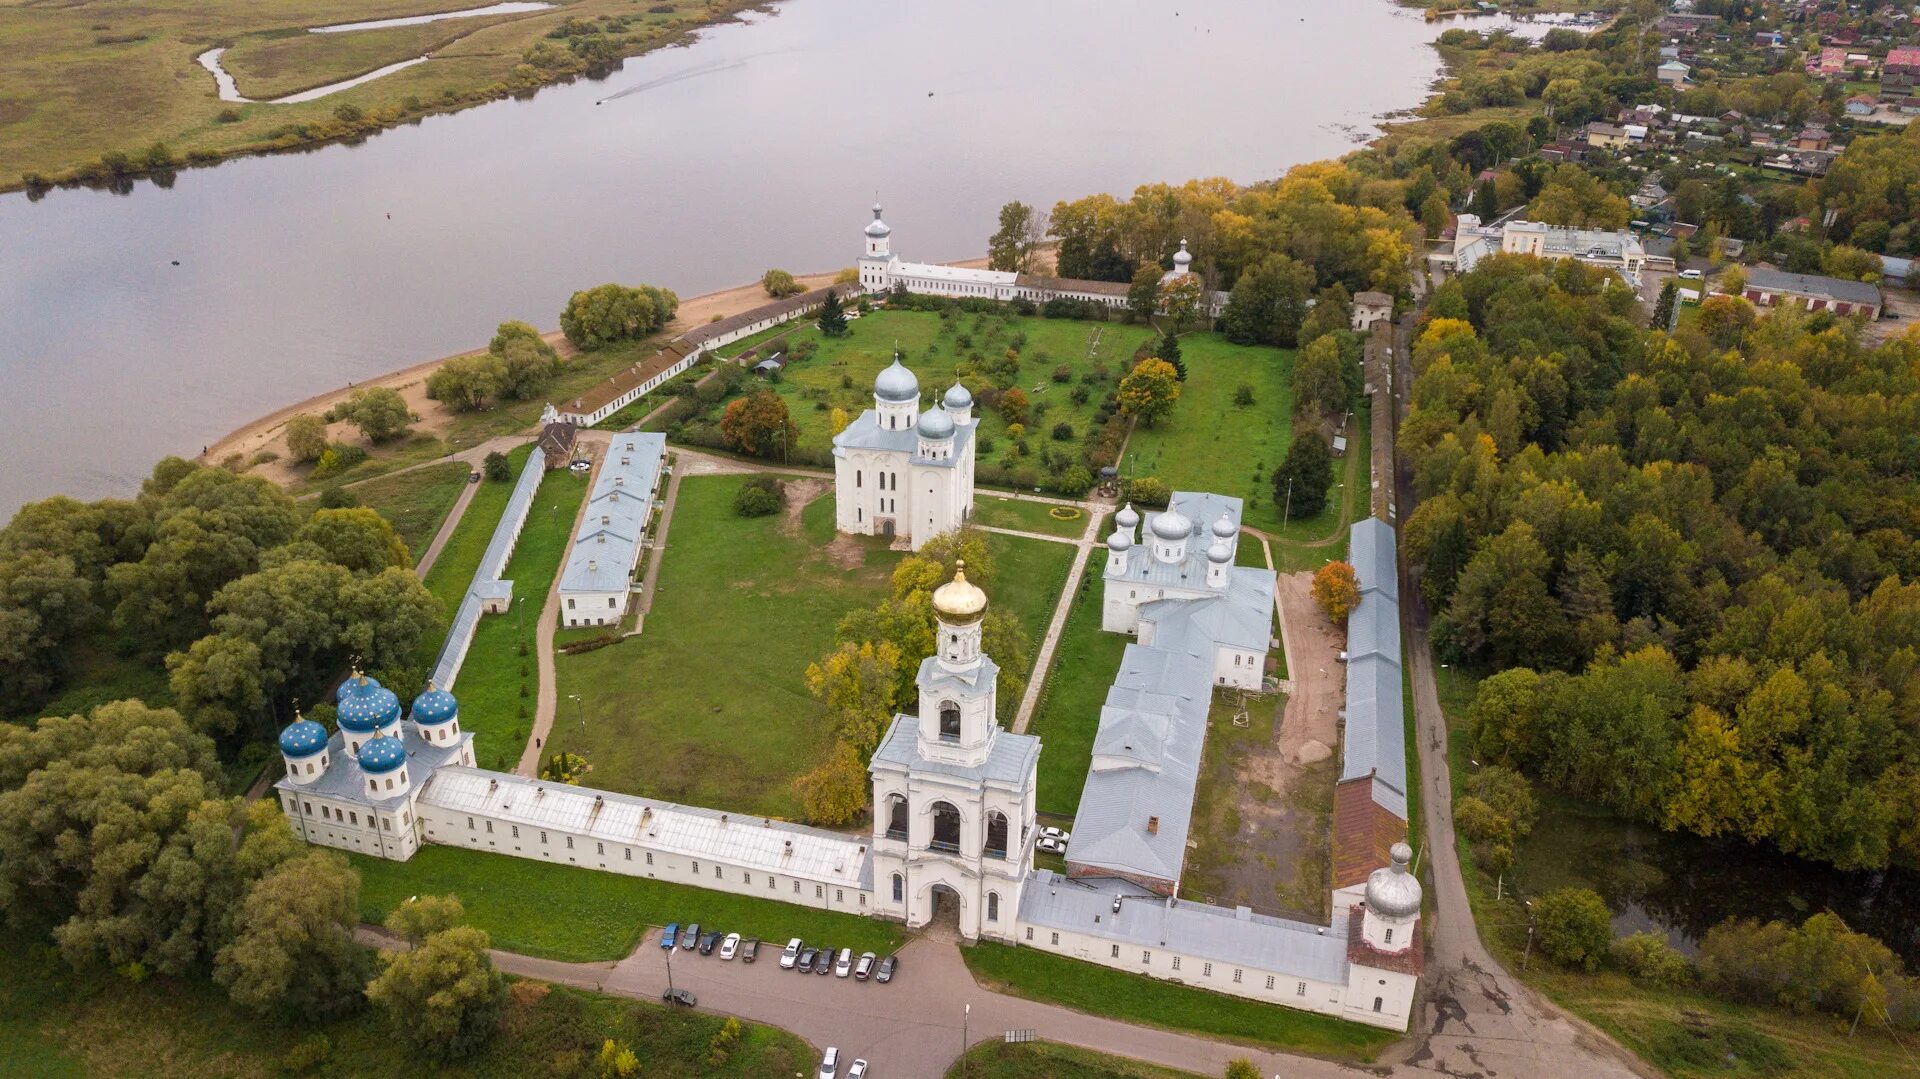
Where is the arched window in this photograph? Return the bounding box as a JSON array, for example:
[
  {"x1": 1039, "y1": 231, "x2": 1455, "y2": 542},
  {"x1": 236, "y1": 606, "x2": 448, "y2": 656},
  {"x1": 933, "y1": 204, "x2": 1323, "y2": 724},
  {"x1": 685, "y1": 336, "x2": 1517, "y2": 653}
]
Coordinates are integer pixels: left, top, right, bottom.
[
  {"x1": 892, "y1": 873, "x2": 903, "y2": 902},
  {"x1": 1373, "y1": 996, "x2": 1384, "y2": 1013},
  {"x1": 1384, "y1": 928, "x2": 1393, "y2": 944},
  {"x1": 930, "y1": 802, "x2": 961, "y2": 853},
  {"x1": 987, "y1": 892, "x2": 1000, "y2": 922},
  {"x1": 885, "y1": 795, "x2": 908, "y2": 840},
  {"x1": 939, "y1": 701, "x2": 961, "y2": 743},
  {"x1": 984, "y1": 810, "x2": 1009, "y2": 858}
]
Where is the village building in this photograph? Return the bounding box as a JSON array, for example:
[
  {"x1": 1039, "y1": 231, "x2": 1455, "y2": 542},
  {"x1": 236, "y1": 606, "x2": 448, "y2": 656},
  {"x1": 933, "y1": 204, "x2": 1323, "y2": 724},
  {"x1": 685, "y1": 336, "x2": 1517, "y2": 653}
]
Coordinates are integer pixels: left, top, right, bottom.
[
  {"x1": 1350, "y1": 291, "x2": 1394, "y2": 331},
  {"x1": 830, "y1": 355, "x2": 977, "y2": 550},
  {"x1": 1740, "y1": 268, "x2": 1884, "y2": 319},
  {"x1": 1885, "y1": 46, "x2": 1920, "y2": 98},
  {"x1": 537, "y1": 410, "x2": 579, "y2": 470},
  {"x1": 1434, "y1": 215, "x2": 1650, "y2": 287},
  {"x1": 557, "y1": 432, "x2": 666, "y2": 627},
  {"x1": 1657, "y1": 60, "x2": 1691, "y2": 85}
]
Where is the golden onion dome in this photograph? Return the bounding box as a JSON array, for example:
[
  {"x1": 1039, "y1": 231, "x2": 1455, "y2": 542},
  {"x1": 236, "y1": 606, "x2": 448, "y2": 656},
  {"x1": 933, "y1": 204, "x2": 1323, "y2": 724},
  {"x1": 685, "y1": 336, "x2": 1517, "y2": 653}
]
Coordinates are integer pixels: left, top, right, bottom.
[{"x1": 932, "y1": 560, "x2": 988, "y2": 623}]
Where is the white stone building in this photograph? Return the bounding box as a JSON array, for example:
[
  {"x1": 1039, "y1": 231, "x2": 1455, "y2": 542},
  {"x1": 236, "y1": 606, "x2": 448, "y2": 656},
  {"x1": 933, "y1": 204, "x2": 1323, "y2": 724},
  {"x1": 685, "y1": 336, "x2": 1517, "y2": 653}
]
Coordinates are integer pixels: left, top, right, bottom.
[
  {"x1": 830, "y1": 355, "x2": 976, "y2": 550},
  {"x1": 1351, "y1": 291, "x2": 1395, "y2": 331},
  {"x1": 558, "y1": 432, "x2": 665, "y2": 627},
  {"x1": 868, "y1": 564, "x2": 1041, "y2": 941},
  {"x1": 1433, "y1": 214, "x2": 1649, "y2": 288}
]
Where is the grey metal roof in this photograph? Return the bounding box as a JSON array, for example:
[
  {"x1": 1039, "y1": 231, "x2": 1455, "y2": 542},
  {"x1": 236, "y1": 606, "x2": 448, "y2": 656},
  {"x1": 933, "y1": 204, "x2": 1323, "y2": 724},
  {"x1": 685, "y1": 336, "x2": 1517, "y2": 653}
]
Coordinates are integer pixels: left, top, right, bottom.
[
  {"x1": 869, "y1": 713, "x2": 1040, "y2": 789},
  {"x1": 831, "y1": 409, "x2": 974, "y2": 467},
  {"x1": 1138, "y1": 566, "x2": 1276, "y2": 654},
  {"x1": 419, "y1": 767, "x2": 874, "y2": 890},
  {"x1": 1348, "y1": 518, "x2": 1398, "y2": 601},
  {"x1": 1744, "y1": 267, "x2": 1884, "y2": 306},
  {"x1": 1339, "y1": 518, "x2": 1407, "y2": 820},
  {"x1": 1017, "y1": 871, "x2": 1352, "y2": 985},
  {"x1": 559, "y1": 434, "x2": 664, "y2": 596},
  {"x1": 273, "y1": 724, "x2": 471, "y2": 809},
  {"x1": 1345, "y1": 592, "x2": 1400, "y2": 665}
]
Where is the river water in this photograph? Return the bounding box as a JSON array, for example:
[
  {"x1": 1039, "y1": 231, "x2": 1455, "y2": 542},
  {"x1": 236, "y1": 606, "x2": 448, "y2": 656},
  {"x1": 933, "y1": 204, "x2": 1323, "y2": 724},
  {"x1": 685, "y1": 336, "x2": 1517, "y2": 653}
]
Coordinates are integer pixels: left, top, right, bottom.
[{"x1": 1, "y1": 0, "x2": 1529, "y2": 515}]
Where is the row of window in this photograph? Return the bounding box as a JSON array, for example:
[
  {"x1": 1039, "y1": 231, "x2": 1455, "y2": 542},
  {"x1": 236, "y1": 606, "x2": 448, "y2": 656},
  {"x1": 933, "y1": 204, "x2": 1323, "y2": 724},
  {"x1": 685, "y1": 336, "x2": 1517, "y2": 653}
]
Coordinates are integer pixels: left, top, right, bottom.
[{"x1": 294, "y1": 799, "x2": 410, "y2": 833}]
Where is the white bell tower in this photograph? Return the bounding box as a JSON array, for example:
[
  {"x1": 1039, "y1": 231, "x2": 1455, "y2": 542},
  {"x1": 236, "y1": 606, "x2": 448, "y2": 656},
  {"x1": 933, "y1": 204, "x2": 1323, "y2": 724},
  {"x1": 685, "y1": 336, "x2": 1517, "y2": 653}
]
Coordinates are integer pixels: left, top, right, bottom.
[
  {"x1": 918, "y1": 562, "x2": 997, "y2": 767},
  {"x1": 860, "y1": 202, "x2": 894, "y2": 292}
]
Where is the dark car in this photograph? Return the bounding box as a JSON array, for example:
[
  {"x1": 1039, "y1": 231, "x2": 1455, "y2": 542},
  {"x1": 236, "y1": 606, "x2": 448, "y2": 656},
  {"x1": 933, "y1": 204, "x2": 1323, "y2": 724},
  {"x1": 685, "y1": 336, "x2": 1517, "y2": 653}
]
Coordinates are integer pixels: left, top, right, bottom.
[
  {"x1": 797, "y1": 946, "x2": 819, "y2": 971},
  {"x1": 814, "y1": 947, "x2": 834, "y2": 975},
  {"x1": 660, "y1": 922, "x2": 679, "y2": 950},
  {"x1": 875, "y1": 955, "x2": 898, "y2": 984},
  {"x1": 741, "y1": 937, "x2": 761, "y2": 964},
  {"x1": 698, "y1": 931, "x2": 721, "y2": 955},
  {"x1": 679, "y1": 922, "x2": 701, "y2": 949},
  {"x1": 662, "y1": 988, "x2": 697, "y2": 1007}
]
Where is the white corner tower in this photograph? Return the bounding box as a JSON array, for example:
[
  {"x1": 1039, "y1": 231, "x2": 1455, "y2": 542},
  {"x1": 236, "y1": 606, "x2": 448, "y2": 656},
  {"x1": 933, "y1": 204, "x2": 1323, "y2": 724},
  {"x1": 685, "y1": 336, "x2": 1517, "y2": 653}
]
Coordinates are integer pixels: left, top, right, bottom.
[
  {"x1": 859, "y1": 202, "x2": 895, "y2": 292},
  {"x1": 869, "y1": 564, "x2": 1040, "y2": 942},
  {"x1": 1344, "y1": 842, "x2": 1423, "y2": 1028}
]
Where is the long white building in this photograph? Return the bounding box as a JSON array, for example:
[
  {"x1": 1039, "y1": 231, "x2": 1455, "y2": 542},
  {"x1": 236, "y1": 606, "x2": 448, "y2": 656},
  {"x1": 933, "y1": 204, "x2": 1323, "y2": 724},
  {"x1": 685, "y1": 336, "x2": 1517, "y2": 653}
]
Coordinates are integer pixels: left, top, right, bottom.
[{"x1": 558, "y1": 432, "x2": 666, "y2": 628}]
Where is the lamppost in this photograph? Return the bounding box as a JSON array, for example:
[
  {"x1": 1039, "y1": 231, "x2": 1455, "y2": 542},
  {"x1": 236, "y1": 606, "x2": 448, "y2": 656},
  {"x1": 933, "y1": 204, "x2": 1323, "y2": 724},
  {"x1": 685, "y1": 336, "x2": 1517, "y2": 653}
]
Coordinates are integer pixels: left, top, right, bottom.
[
  {"x1": 1521, "y1": 899, "x2": 1537, "y2": 972},
  {"x1": 664, "y1": 928, "x2": 677, "y2": 998},
  {"x1": 1281, "y1": 476, "x2": 1294, "y2": 531},
  {"x1": 961, "y1": 1002, "x2": 970, "y2": 1076},
  {"x1": 569, "y1": 693, "x2": 584, "y2": 731}
]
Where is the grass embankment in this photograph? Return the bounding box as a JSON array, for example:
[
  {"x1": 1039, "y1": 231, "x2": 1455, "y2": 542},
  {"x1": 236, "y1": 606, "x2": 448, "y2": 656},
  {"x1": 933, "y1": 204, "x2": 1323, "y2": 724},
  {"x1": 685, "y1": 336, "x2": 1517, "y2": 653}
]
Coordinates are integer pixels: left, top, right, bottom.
[
  {"x1": 1432, "y1": 665, "x2": 1919, "y2": 1078},
  {"x1": 549, "y1": 476, "x2": 900, "y2": 818},
  {"x1": 962, "y1": 943, "x2": 1398, "y2": 1063},
  {"x1": 974, "y1": 493, "x2": 1089, "y2": 538},
  {"x1": 345, "y1": 460, "x2": 471, "y2": 560},
  {"x1": 3, "y1": 0, "x2": 760, "y2": 191},
  {"x1": 1026, "y1": 567, "x2": 1129, "y2": 820},
  {"x1": 947, "y1": 1041, "x2": 1203, "y2": 1078},
  {"x1": 0, "y1": 937, "x2": 808, "y2": 1078},
  {"x1": 353, "y1": 845, "x2": 903, "y2": 962},
  {"x1": 453, "y1": 462, "x2": 588, "y2": 770}
]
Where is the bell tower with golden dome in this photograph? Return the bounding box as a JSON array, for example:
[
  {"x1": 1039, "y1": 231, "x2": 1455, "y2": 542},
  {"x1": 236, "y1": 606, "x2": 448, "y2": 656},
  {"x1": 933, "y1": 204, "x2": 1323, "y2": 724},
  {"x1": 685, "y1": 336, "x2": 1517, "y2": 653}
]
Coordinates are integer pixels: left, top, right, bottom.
[{"x1": 869, "y1": 563, "x2": 1041, "y2": 942}]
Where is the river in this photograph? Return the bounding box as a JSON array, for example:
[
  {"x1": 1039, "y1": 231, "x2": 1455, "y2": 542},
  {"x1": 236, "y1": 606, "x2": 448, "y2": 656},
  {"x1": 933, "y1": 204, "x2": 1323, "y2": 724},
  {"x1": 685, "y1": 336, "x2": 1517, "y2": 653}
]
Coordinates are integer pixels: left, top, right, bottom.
[{"x1": 0, "y1": 0, "x2": 1541, "y2": 515}]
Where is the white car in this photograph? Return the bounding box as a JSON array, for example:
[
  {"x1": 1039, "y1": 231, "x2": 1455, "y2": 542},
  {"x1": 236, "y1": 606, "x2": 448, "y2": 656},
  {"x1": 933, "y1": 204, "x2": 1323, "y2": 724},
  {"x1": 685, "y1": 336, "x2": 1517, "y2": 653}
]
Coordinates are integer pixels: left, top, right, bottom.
[
  {"x1": 847, "y1": 1060, "x2": 869, "y2": 1079},
  {"x1": 1040, "y1": 826, "x2": 1071, "y2": 843},
  {"x1": 780, "y1": 937, "x2": 803, "y2": 969},
  {"x1": 1679, "y1": 268, "x2": 1704, "y2": 280},
  {"x1": 1036, "y1": 835, "x2": 1065, "y2": 854},
  {"x1": 834, "y1": 947, "x2": 854, "y2": 977},
  {"x1": 720, "y1": 932, "x2": 740, "y2": 960},
  {"x1": 819, "y1": 1046, "x2": 840, "y2": 1079}
]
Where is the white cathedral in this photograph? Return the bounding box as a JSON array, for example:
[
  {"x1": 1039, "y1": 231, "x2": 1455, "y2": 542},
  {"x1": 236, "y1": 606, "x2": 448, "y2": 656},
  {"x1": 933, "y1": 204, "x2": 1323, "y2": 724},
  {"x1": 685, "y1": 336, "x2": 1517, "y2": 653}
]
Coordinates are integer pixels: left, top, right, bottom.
[{"x1": 830, "y1": 354, "x2": 977, "y2": 550}]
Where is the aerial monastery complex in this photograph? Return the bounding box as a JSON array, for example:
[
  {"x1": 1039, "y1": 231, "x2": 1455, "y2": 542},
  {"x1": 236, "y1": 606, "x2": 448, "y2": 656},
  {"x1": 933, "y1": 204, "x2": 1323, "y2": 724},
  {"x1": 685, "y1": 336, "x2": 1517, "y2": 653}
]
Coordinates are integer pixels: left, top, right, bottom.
[{"x1": 272, "y1": 204, "x2": 1422, "y2": 1030}]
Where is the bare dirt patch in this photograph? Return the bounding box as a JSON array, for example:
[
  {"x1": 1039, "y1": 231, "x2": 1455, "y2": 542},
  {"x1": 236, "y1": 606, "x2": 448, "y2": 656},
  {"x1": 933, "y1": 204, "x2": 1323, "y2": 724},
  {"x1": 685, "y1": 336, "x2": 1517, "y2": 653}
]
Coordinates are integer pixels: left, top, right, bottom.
[
  {"x1": 779, "y1": 477, "x2": 829, "y2": 536},
  {"x1": 822, "y1": 534, "x2": 867, "y2": 571}
]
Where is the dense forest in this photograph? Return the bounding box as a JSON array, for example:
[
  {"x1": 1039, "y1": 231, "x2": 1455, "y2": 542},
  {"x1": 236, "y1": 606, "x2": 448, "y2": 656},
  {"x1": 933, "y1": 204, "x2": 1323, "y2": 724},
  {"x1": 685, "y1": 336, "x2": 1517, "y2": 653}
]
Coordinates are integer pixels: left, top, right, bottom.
[{"x1": 1404, "y1": 255, "x2": 1920, "y2": 871}]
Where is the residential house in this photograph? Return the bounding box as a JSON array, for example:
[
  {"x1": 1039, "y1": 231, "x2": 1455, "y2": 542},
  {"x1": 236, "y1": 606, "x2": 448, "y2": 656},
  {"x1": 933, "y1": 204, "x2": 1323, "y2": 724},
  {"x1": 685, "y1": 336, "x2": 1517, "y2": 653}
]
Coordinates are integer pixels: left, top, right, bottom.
[
  {"x1": 1585, "y1": 122, "x2": 1632, "y2": 150},
  {"x1": 1885, "y1": 46, "x2": 1920, "y2": 99},
  {"x1": 1741, "y1": 268, "x2": 1884, "y2": 319},
  {"x1": 1792, "y1": 127, "x2": 1832, "y2": 151},
  {"x1": 1658, "y1": 61, "x2": 1692, "y2": 85},
  {"x1": 1846, "y1": 94, "x2": 1880, "y2": 116},
  {"x1": 536, "y1": 412, "x2": 577, "y2": 470}
]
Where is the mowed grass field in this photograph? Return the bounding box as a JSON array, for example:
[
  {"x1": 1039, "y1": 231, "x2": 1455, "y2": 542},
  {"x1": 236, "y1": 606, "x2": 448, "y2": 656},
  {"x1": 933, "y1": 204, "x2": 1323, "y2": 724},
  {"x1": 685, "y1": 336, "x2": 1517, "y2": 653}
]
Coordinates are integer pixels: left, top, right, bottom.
[
  {"x1": 342, "y1": 458, "x2": 470, "y2": 559},
  {"x1": 353, "y1": 845, "x2": 903, "y2": 961},
  {"x1": 548, "y1": 475, "x2": 901, "y2": 819},
  {"x1": 712, "y1": 310, "x2": 1156, "y2": 463},
  {"x1": 973, "y1": 493, "x2": 1089, "y2": 537},
  {"x1": 416, "y1": 444, "x2": 533, "y2": 614},
  {"x1": 0, "y1": 0, "x2": 752, "y2": 187},
  {"x1": 1026, "y1": 564, "x2": 1127, "y2": 820},
  {"x1": 947, "y1": 1041, "x2": 1204, "y2": 1078}
]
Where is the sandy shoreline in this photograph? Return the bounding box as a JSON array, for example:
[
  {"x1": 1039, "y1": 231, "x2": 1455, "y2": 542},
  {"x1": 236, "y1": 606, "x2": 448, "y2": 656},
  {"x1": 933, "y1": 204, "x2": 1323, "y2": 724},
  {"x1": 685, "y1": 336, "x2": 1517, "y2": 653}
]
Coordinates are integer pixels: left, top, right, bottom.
[{"x1": 202, "y1": 259, "x2": 990, "y2": 481}]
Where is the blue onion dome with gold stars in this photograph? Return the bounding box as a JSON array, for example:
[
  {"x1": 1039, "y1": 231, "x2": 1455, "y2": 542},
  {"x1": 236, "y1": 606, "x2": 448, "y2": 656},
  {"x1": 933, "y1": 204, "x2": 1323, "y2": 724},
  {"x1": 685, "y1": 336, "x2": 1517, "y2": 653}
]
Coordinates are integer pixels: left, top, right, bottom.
[
  {"x1": 411, "y1": 683, "x2": 459, "y2": 728},
  {"x1": 335, "y1": 673, "x2": 381, "y2": 702},
  {"x1": 278, "y1": 716, "x2": 328, "y2": 758},
  {"x1": 337, "y1": 673, "x2": 401, "y2": 733},
  {"x1": 358, "y1": 733, "x2": 407, "y2": 775}
]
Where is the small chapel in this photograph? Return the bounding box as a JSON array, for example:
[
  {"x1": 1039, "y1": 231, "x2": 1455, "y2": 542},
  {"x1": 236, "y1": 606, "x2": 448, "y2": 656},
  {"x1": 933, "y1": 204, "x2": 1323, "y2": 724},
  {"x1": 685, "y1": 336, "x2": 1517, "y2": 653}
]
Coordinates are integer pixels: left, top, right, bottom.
[{"x1": 829, "y1": 353, "x2": 977, "y2": 550}]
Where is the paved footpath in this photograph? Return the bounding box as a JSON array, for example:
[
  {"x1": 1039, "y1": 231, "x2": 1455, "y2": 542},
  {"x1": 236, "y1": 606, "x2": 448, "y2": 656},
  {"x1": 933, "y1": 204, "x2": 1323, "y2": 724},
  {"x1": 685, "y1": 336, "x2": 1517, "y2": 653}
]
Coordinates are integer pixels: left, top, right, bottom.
[
  {"x1": 514, "y1": 431, "x2": 606, "y2": 777},
  {"x1": 1009, "y1": 500, "x2": 1107, "y2": 734}
]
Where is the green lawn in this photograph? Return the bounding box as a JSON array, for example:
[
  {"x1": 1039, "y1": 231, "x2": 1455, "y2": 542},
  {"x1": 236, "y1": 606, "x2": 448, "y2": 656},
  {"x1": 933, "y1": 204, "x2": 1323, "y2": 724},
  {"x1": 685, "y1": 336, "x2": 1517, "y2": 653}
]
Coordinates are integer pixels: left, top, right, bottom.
[
  {"x1": 451, "y1": 462, "x2": 589, "y2": 770},
  {"x1": 948, "y1": 1041, "x2": 1203, "y2": 1078},
  {"x1": 981, "y1": 530, "x2": 1077, "y2": 674},
  {"x1": 548, "y1": 475, "x2": 900, "y2": 818},
  {"x1": 1026, "y1": 566, "x2": 1128, "y2": 819},
  {"x1": 702, "y1": 310, "x2": 1156, "y2": 463},
  {"x1": 344, "y1": 460, "x2": 471, "y2": 562},
  {"x1": 961, "y1": 943, "x2": 1397, "y2": 1062},
  {"x1": 1124, "y1": 333, "x2": 1297, "y2": 533},
  {"x1": 352, "y1": 845, "x2": 902, "y2": 962},
  {"x1": 974, "y1": 494, "x2": 1090, "y2": 538},
  {"x1": 0, "y1": 936, "x2": 808, "y2": 1078},
  {"x1": 418, "y1": 444, "x2": 535, "y2": 616}
]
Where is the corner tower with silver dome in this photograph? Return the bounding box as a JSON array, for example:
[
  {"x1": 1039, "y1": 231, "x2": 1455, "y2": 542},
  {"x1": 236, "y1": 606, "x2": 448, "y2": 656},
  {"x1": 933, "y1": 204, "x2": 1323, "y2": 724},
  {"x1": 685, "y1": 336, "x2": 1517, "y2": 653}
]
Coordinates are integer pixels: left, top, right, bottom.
[
  {"x1": 1341, "y1": 842, "x2": 1424, "y2": 1027},
  {"x1": 857, "y1": 201, "x2": 894, "y2": 292},
  {"x1": 831, "y1": 350, "x2": 976, "y2": 550},
  {"x1": 869, "y1": 563, "x2": 1039, "y2": 942}
]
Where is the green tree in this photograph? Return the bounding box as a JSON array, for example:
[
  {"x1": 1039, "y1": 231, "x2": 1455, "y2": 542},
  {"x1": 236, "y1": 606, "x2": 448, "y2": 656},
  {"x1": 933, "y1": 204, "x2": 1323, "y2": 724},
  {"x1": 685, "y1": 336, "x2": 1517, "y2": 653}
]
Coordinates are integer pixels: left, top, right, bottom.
[
  {"x1": 988, "y1": 201, "x2": 1037, "y2": 272},
  {"x1": 1157, "y1": 332, "x2": 1185, "y2": 381},
  {"x1": 1467, "y1": 668, "x2": 1544, "y2": 767},
  {"x1": 488, "y1": 321, "x2": 561, "y2": 400},
  {"x1": 1116, "y1": 358, "x2": 1181, "y2": 427},
  {"x1": 560, "y1": 283, "x2": 676, "y2": 350},
  {"x1": 214, "y1": 850, "x2": 370, "y2": 1018},
  {"x1": 1160, "y1": 275, "x2": 1203, "y2": 329},
  {"x1": 426, "y1": 353, "x2": 508, "y2": 412},
  {"x1": 1472, "y1": 178, "x2": 1499, "y2": 221},
  {"x1": 1528, "y1": 164, "x2": 1631, "y2": 230},
  {"x1": 760, "y1": 268, "x2": 803, "y2": 298},
  {"x1": 1649, "y1": 279, "x2": 1678, "y2": 331},
  {"x1": 483, "y1": 451, "x2": 511, "y2": 482},
  {"x1": 366, "y1": 926, "x2": 507, "y2": 1060},
  {"x1": 1535, "y1": 887, "x2": 1612, "y2": 971},
  {"x1": 382, "y1": 894, "x2": 466, "y2": 945},
  {"x1": 816, "y1": 288, "x2": 849, "y2": 338},
  {"x1": 1273, "y1": 429, "x2": 1332, "y2": 519},
  {"x1": 1291, "y1": 334, "x2": 1350, "y2": 418},
  {"x1": 1127, "y1": 263, "x2": 1163, "y2": 323},
  {"x1": 1220, "y1": 254, "x2": 1313, "y2": 347},
  {"x1": 294, "y1": 508, "x2": 409, "y2": 574},
  {"x1": 720, "y1": 392, "x2": 800, "y2": 458},
  {"x1": 338, "y1": 387, "x2": 411, "y2": 443},
  {"x1": 285, "y1": 414, "x2": 329, "y2": 464}
]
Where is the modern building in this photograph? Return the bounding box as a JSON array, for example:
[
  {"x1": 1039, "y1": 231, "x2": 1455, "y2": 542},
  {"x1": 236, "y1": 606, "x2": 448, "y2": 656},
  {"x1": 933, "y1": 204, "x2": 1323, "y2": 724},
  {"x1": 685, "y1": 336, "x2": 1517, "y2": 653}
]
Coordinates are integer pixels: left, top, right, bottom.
[
  {"x1": 1739, "y1": 268, "x2": 1884, "y2": 319},
  {"x1": 869, "y1": 563, "x2": 1041, "y2": 940},
  {"x1": 1657, "y1": 60, "x2": 1691, "y2": 85},
  {"x1": 1434, "y1": 215, "x2": 1648, "y2": 287},
  {"x1": 558, "y1": 433, "x2": 666, "y2": 627},
  {"x1": 856, "y1": 204, "x2": 1230, "y2": 317},
  {"x1": 830, "y1": 355, "x2": 976, "y2": 550}
]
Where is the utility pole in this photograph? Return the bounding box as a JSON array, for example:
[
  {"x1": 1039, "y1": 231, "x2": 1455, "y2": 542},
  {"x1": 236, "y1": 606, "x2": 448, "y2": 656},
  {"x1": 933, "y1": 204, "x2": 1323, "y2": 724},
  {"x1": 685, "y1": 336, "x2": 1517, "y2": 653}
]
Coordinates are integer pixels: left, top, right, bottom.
[
  {"x1": 1282, "y1": 477, "x2": 1294, "y2": 531},
  {"x1": 962, "y1": 1002, "x2": 970, "y2": 1075},
  {"x1": 1521, "y1": 899, "x2": 1536, "y2": 971}
]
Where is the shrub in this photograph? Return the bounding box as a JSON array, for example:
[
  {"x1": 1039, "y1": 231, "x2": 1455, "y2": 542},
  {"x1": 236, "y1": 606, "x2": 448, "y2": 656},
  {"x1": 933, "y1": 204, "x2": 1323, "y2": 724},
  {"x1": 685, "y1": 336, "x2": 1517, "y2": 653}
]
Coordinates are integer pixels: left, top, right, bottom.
[
  {"x1": 1052, "y1": 363, "x2": 1073, "y2": 383},
  {"x1": 1535, "y1": 887, "x2": 1612, "y2": 971},
  {"x1": 1069, "y1": 385, "x2": 1090, "y2": 405},
  {"x1": 282, "y1": 1034, "x2": 333, "y2": 1074},
  {"x1": 1611, "y1": 931, "x2": 1693, "y2": 987},
  {"x1": 1123, "y1": 477, "x2": 1171, "y2": 508},
  {"x1": 1049, "y1": 465, "x2": 1093, "y2": 498},
  {"x1": 310, "y1": 444, "x2": 368, "y2": 480},
  {"x1": 483, "y1": 451, "x2": 512, "y2": 482},
  {"x1": 1051, "y1": 422, "x2": 1075, "y2": 441},
  {"x1": 733, "y1": 476, "x2": 786, "y2": 517},
  {"x1": 1233, "y1": 384, "x2": 1255, "y2": 406},
  {"x1": 317, "y1": 487, "x2": 360, "y2": 509},
  {"x1": 216, "y1": 108, "x2": 243, "y2": 123}
]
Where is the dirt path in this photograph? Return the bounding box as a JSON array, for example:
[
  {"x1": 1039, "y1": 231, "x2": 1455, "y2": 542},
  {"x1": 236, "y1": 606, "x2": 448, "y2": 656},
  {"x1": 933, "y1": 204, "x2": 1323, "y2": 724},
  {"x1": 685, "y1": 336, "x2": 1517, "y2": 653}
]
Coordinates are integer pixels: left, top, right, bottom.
[
  {"x1": 1009, "y1": 496, "x2": 1107, "y2": 734},
  {"x1": 1273, "y1": 573, "x2": 1341, "y2": 783}
]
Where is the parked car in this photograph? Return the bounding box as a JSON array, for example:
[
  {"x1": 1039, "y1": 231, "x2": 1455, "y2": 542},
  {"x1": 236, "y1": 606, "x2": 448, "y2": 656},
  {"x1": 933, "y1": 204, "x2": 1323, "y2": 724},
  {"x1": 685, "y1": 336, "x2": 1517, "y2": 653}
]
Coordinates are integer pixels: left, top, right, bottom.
[
  {"x1": 741, "y1": 937, "x2": 761, "y2": 963},
  {"x1": 1036, "y1": 835, "x2": 1065, "y2": 854},
  {"x1": 1679, "y1": 268, "x2": 1704, "y2": 280},
  {"x1": 698, "y1": 931, "x2": 721, "y2": 955},
  {"x1": 679, "y1": 922, "x2": 700, "y2": 949},
  {"x1": 875, "y1": 955, "x2": 898, "y2": 983},
  {"x1": 1040, "y1": 826, "x2": 1071, "y2": 843},
  {"x1": 780, "y1": 938, "x2": 803, "y2": 969},
  {"x1": 834, "y1": 947, "x2": 854, "y2": 977},
  {"x1": 818, "y1": 1047, "x2": 840, "y2": 1079},
  {"x1": 813, "y1": 947, "x2": 834, "y2": 975},
  {"x1": 847, "y1": 1060, "x2": 868, "y2": 1079},
  {"x1": 720, "y1": 932, "x2": 740, "y2": 960},
  {"x1": 660, "y1": 923, "x2": 679, "y2": 950},
  {"x1": 854, "y1": 951, "x2": 877, "y2": 980},
  {"x1": 797, "y1": 946, "x2": 819, "y2": 971},
  {"x1": 662, "y1": 988, "x2": 697, "y2": 1007}
]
